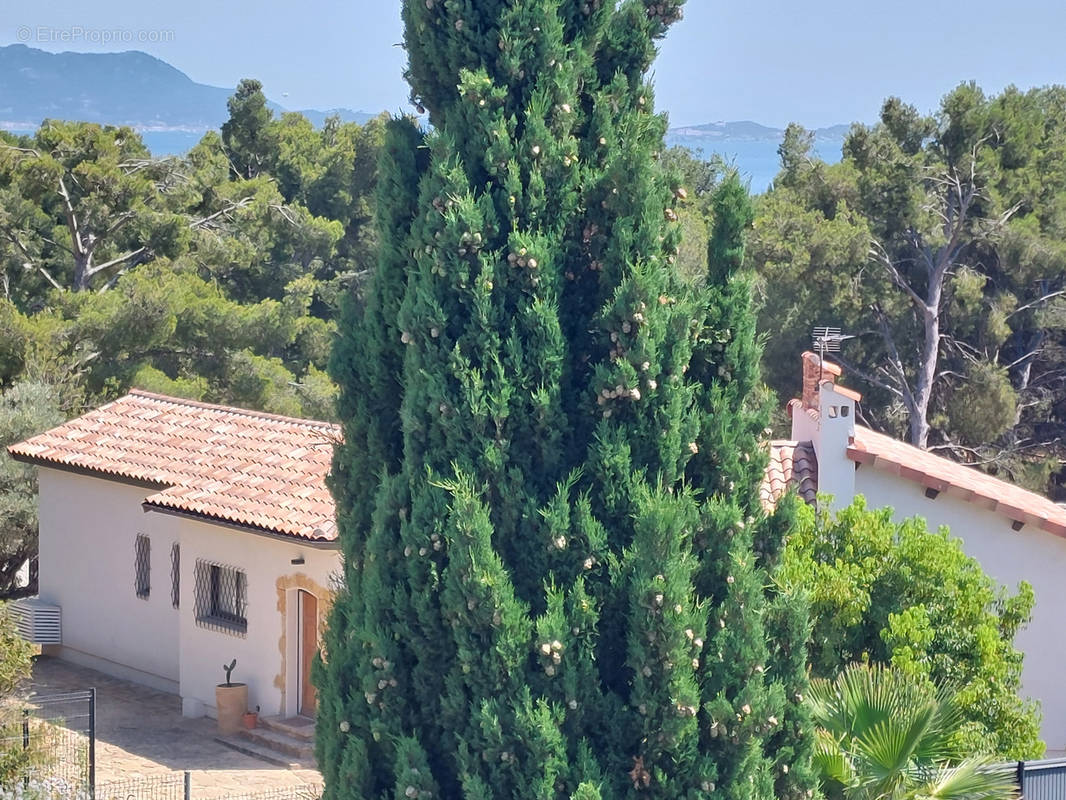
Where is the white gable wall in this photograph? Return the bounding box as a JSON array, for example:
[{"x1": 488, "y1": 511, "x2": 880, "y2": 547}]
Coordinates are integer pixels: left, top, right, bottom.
[
  {"x1": 854, "y1": 465, "x2": 1066, "y2": 753},
  {"x1": 37, "y1": 468, "x2": 180, "y2": 691}
]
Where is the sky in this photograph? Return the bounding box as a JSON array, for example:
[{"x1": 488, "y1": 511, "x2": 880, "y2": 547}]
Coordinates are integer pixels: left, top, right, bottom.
[{"x1": 3, "y1": 0, "x2": 1065, "y2": 129}]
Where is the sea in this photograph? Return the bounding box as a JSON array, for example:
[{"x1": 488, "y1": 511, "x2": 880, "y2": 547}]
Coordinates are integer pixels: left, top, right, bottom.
[{"x1": 665, "y1": 135, "x2": 845, "y2": 193}]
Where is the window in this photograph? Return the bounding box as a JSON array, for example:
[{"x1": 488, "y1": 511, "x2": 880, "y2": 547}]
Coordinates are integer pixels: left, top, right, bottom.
[
  {"x1": 194, "y1": 559, "x2": 247, "y2": 635},
  {"x1": 134, "y1": 535, "x2": 150, "y2": 599},
  {"x1": 170, "y1": 543, "x2": 180, "y2": 609}
]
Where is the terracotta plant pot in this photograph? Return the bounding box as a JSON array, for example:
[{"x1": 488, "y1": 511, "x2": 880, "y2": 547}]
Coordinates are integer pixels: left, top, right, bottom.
[
  {"x1": 215, "y1": 683, "x2": 248, "y2": 734},
  {"x1": 242, "y1": 711, "x2": 258, "y2": 729}
]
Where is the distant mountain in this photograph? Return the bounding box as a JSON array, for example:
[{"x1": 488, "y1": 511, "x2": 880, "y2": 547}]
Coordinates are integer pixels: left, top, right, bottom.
[{"x1": 0, "y1": 44, "x2": 377, "y2": 132}]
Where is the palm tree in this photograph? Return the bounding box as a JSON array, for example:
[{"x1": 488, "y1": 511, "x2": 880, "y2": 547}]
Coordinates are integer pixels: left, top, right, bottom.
[{"x1": 810, "y1": 663, "x2": 1017, "y2": 800}]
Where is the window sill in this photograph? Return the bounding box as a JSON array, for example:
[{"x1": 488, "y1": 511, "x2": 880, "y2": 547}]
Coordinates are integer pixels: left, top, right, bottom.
[{"x1": 195, "y1": 614, "x2": 247, "y2": 636}]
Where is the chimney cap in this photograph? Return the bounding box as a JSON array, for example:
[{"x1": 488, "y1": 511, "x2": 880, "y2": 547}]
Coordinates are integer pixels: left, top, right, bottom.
[{"x1": 825, "y1": 381, "x2": 863, "y2": 403}]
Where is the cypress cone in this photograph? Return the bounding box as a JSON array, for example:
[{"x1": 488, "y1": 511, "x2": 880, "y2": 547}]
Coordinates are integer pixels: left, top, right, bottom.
[{"x1": 316, "y1": 2, "x2": 815, "y2": 798}]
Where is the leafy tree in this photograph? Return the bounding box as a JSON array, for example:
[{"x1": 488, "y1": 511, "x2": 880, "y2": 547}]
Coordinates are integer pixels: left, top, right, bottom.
[
  {"x1": 751, "y1": 87, "x2": 1066, "y2": 491},
  {"x1": 780, "y1": 497, "x2": 1043, "y2": 760},
  {"x1": 810, "y1": 664, "x2": 1017, "y2": 800},
  {"x1": 0, "y1": 122, "x2": 189, "y2": 294},
  {"x1": 0, "y1": 602, "x2": 34, "y2": 786},
  {"x1": 0, "y1": 95, "x2": 386, "y2": 420},
  {"x1": 317, "y1": 2, "x2": 813, "y2": 799},
  {"x1": 0, "y1": 603, "x2": 32, "y2": 696},
  {"x1": 659, "y1": 148, "x2": 726, "y2": 284},
  {"x1": 269, "y1": 111, "x2": 389, "y2": 305},
  {"x1": 0, "y1": 381, "x2": 64, "y2": 597},
  {"x1": 221, "y1": 79, "x2": 278, "y2": 180}
]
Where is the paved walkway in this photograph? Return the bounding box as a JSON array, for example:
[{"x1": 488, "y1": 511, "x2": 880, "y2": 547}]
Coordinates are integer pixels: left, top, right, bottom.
[{"x1": 28, "y1": 656, "x2": 322, "y2": 798}]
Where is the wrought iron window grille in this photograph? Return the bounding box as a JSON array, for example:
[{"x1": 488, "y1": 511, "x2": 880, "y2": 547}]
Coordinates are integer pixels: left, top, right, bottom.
[
  {"x1": 134, "y1": 535, "x2": 151, "y2": 599},
  {"x1": 194, "y1": 559, "x2": 247, "y2": 636},
  {"x1": 171, "y1": 543, "x2": 180, "y2": 609}
]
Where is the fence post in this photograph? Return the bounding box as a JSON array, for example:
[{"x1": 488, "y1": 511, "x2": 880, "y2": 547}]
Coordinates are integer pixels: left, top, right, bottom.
[
  {"x1": 1016, "y1": 760, "x2": 1025, "y2": 798},
  {"x1": 185, "y1": 770, "x2": 192, "y2": 800},
  {"x1": 22, "y1": 708, "x2": 29, "y2": 791},
  {"x1": 88, "y1": 688, "x2": 97, "y2": 800}
]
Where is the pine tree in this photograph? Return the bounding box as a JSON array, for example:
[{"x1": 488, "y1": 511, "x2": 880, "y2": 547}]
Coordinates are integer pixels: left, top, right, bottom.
[
  {"x1": 317, "y1": 3, "x2": 815, "y2": 798},
  {"x1": 221, "y1": 79, "x2": 277, "y2": 180}
]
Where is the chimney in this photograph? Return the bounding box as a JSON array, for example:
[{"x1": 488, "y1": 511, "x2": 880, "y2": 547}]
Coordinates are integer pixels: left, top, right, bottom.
[
  {"x1": 792, "y1": 351, "x2": 862, "y2": 510},
  {"x1": 801, "y1": 351, "x2": 841, "y2": 410}
]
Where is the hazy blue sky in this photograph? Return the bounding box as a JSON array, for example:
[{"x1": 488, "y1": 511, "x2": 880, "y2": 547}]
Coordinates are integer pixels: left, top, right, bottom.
[{"x1": 4, "y1": 1, "x2": 1064, "y2": 129}]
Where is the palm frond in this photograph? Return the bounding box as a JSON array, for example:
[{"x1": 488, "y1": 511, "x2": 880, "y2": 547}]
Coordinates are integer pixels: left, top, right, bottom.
[{"x1": 914, "y1": 757, "x2": 1017, "y2": 800}]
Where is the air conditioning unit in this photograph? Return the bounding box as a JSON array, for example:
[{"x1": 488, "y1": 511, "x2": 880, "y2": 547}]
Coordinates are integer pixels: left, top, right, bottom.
[{"x1": 10, "y1": 598, "x2": 61, "y2": 645}]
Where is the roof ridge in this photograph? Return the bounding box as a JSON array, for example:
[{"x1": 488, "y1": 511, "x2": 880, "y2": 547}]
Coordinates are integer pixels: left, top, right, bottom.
[{"x1": 127, "y1": 389, "x2": 340, "y2": 432}]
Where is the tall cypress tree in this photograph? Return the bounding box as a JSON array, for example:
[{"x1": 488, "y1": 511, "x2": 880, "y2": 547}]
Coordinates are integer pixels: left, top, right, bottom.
[{"x1": 317, "y1": 3, "x2": 814, "y2": 798}]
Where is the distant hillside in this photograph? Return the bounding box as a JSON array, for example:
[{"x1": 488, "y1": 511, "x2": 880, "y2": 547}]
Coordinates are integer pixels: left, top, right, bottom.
[{"x1": 0, "y1": 44, "x2": 376, "y2": 131}]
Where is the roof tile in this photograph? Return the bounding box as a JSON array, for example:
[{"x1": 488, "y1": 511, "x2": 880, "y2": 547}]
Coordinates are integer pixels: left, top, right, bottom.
[
  {"x1": 761, "y1": 440, "x2": 818, "y2": 511},
  {"x1": 8, "y1": 390, "x2": 340, "y2": 541}
]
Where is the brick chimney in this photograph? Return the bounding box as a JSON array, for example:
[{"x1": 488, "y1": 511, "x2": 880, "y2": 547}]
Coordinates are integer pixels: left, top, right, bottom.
[
  {"x1": 792, "y1": 351, "x2": 862, "y2": 510},
  {"x1": 801, "y1": 351, "x2": 842, "y2": 410}
]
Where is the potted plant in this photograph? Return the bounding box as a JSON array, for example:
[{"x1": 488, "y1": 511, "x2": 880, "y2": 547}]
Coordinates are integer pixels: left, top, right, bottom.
[
  {"x1": 243, "y1": 704, "x2": 260, "y2": 729},
  {"x1": 215, "y1": 659, "x2": 248, "y2": 734}
]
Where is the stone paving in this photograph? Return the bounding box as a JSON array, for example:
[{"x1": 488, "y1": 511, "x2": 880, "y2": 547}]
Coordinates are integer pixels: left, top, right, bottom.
[{"x1": 28, "y1": 656, "x2": 322, "y2": 798}]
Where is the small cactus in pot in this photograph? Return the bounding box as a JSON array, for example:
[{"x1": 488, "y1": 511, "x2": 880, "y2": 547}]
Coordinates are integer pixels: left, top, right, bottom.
[{"x1": 215, "y1": 658, "x2": 249, "y2": 734}]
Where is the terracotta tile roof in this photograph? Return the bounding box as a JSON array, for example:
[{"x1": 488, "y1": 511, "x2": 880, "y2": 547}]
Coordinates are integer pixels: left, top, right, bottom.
[
  {"x1": 761, "y1": 440, "x2": 818, "y2": 511},
  {"x1": 848, "y1": 425, "x2": 1066, "y2": 539},
  {"x1": 8, "y1": 390, "x2": 340, "y2": 542}
]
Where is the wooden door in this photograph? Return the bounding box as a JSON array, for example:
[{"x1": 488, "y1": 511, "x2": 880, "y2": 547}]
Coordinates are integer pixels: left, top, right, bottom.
[{"x1": 299, "y1": 590, "x2": 318, "y2": 717}]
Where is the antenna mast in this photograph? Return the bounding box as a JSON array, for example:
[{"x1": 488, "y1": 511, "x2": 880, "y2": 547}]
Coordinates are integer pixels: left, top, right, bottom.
[{"x1": 811, "y1": 326, "x2": 854, "y2": 362}]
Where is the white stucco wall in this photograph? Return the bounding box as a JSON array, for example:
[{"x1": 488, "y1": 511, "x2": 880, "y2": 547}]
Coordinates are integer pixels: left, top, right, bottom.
[
  {"x1": 37, "y1": 468, "x2": 180, "y2": 691},
  {"x1": 148, "y1": 512, "x2": 340, "y2": 719},
  {"x1": 855, "y1": 465, "x2": 1066, "y2": 752},
  {"x1": 814, "y1": 384, "x2": 857, "y2": 510}
]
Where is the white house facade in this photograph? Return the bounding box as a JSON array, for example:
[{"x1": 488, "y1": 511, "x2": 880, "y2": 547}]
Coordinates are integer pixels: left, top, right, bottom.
[
  {"x1": 9, "y1": 391, "x2": 342, "y2": 722},
  {"x1": 768, "y1": 351, "x2": 1066, "y2": 753}
]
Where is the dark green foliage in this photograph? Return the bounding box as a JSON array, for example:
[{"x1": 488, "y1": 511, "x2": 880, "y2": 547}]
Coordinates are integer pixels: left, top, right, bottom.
[
  {"x1": 221, "y1": 79, "x2": 278, "y2": 180},
  {"x1": 781, "y1": 498, "x2": 1043, "y2": 760},
  {"x1": 318, "y1": 2, "x2": 813, "y2": 798}
]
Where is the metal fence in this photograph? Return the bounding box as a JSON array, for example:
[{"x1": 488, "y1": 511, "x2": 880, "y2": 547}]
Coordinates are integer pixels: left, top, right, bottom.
[
  {"x1": 0, "y1": 689, "x2": 95, "y2": 792},
  {"x1": 209, "y1": 782, "x2": 323, "y2": 800},
  {"x1": 95, "y1": 772, "x2": 188, "y2": 800},
  {"x1": 1013, "y1": 757, "x2": 1066, "y2": 799},
  {"x1": 94, "y1": 773, "x2": 321, "y2": 800}
]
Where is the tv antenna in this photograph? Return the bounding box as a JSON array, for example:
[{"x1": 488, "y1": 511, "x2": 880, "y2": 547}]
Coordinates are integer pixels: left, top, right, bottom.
[{"x1": 811, "y1": 326, "x2": 854, "y2": 360}]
